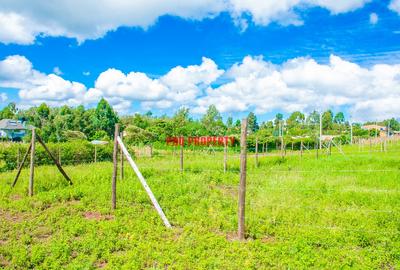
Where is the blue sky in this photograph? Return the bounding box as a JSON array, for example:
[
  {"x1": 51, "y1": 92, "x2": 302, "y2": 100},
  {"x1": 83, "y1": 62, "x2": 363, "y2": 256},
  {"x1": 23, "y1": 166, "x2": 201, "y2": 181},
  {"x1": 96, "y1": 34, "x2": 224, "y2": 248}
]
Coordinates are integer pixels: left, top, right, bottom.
[{"x1": 0, "y1": 0, "x2": 400, "y2": 122}]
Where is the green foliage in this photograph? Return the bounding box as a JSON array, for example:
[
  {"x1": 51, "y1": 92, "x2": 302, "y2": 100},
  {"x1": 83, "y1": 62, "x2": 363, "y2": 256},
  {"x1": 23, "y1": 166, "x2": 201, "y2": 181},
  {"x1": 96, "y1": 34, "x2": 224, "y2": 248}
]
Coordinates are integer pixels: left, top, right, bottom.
[
  {"x1": 247, "y1": 112, "x2": 259, "y2": 133},
  {"x1": 124, "y1": 125, "x2": 156, "y2": 145},
  {"x1": 201, "y1": 105, "x2": 226, "y2": 135},
  {"x1": 0, "y1": 103, "x2": 17, "y2": 119},
  {"x1": 0, "y1": 141, "x2": 112, "y2": 172},
  {"x1": 334, "y1": 112, "x2": 345, "y2": 124},
  {"x1": 93, "y1": 98, "x2": 119, "y2": 138},
  {"x1": 1, "y1": 143, "x2": 399, "y2": 268},
  {"x1": 322, "y1": 110, "x2": 333, "y2": 130}
]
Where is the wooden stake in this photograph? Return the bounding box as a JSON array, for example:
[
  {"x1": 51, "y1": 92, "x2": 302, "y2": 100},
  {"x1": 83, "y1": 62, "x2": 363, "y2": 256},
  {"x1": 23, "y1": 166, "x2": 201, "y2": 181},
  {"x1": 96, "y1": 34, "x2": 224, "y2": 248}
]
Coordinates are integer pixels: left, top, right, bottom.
[
  {"x1": 11, "y1": 142, "x2": 32, "y2": 188},
  {"x1": 94, "y1": 145, "x2": 97, "y2": 163},
  {"x1": 58, "y1": 146, "x2": 61, "y2": 165},
  {"x1": 17, "y1": 147, "x2": 20, "y2": 168},
  {"x1": 223, "y1": 140, "x2": 228, "y2": 173},
  {"x1": 149, "y1": 144, "x2": 153, "y2": 158},
  {"x1": 180, "y1": 138, "x2": 184, "y2": 173},
  {"x1": 36, "y1": 135, "x2": 73, "y2": 185},
  {"x1": 112, "y1": 124, "x2": 119, "y2": 209},
  {"x1": 238, "y1": 118, "x2": 248, "y2": 240},
  {"x1": 300, "y1": 141, "x2": 303, "y2": 158},
  {"x1": 29, "y1": 129, "x2": 35, "y2": 196},
  {"x1": 255, "y1": 137, "x2": 259, "y2": 168}
]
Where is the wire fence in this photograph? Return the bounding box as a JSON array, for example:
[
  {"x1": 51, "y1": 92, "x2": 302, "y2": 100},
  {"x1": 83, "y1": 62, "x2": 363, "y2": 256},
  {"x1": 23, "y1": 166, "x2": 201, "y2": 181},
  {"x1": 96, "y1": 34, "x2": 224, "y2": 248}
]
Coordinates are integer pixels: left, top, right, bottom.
[{"x1": 3, "y1": 137, "x2": 400, "y2": 242}]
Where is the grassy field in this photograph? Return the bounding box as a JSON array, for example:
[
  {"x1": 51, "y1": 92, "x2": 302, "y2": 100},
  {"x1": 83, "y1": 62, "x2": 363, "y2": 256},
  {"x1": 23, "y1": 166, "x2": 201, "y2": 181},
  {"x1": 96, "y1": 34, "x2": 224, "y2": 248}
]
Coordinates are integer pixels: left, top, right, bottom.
[{"x1": 0, "y1": 143, "x2": 399, "y2": 269}]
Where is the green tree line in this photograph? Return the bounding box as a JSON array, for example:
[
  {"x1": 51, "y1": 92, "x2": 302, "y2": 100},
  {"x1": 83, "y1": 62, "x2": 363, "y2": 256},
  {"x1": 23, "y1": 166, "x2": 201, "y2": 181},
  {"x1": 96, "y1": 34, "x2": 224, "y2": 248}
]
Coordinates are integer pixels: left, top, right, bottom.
[{"x1": 1, "y1": 99, "x2": 399, "y2": 144}]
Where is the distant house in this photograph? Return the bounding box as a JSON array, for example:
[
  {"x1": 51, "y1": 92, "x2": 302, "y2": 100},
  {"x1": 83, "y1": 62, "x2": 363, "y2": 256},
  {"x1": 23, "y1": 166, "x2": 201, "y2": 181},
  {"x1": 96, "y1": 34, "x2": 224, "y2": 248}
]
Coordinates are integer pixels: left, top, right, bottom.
[
  {"x1": 0, "y1": 119, "x2": 28, "y2": 141},
  {"x1": 362, "y1": 124, "x2": 387, "y2": 137}
]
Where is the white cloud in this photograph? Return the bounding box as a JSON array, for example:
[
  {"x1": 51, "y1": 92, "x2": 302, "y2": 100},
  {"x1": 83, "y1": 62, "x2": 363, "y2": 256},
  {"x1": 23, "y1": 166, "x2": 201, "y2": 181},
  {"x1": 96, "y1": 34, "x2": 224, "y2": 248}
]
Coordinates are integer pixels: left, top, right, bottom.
[
  {"x1": 389, "y1": 0, "x2": 400, "y2": 14},
  {"x1": 193, "y1": 55, "x2": 400, "y2": 121},
  {"x1": 53, "y1": 66, "x2": 63, "y2": 75},
  {"x1": 369, "y1": 13, "x2": 378, "y2": 24},
  {"x1": 0, "y1": 55, "x2": 86, "y2": 107},
  {"x1": 2, "y1": 54, "x2": 400, "y2": 121},
  {"x1": 91, "y1": 68, "x2": 168, "y2": 101},
  {"x1": 0, "y1": 55, "x2": 44, "y2": 88},
  {"x1": 0, "y1": 0, "x2": 370, "y2": 44},
  {"x1": 83, "y1": 71, "x2": 90, "y2": 76},
  {"x1": 0, "y1": 93, "x2": 7, "y2": 102},
  {"x1": 85, "y1": 57, "x2": 223, "y2": 111}
]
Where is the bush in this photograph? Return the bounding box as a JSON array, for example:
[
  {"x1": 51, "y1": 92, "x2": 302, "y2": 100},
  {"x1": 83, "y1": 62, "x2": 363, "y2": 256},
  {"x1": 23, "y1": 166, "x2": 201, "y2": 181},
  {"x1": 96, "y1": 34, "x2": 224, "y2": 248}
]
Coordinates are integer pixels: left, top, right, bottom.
[{"x1": 0, "y1": 140, "x2": 113, "y2": 172}]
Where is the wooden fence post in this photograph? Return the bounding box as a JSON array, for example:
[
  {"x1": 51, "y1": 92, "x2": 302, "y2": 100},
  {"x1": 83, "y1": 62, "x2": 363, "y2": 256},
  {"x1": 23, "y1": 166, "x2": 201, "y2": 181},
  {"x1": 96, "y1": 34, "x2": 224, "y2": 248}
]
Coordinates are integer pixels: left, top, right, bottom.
[
  {"x1": 180, "y1": 138, "x2": 184, "y2": 173},
  {"x1": 35, "y1": 135, "x2": 73, "y2": 185},
  {"x1": 112, "y1": 124, "x2": 119, "y2": 209},
  {"x1": 150, "y1": 144, "x2": 153, "y2": 158},
  {"x1": 29, "y1": 128, "x2": 35, "y2": 196},
  {"x1": 238, "y1": 118, "x2": 248, "y2": 240},
  {"x1": 300, "y1": 141, "x2": 303, "y2": 158},
  {"x1": 94, "y1": 145, "x2": 97, "y2": 163},
  {"x1": 120, "y1": 132, "x2": 124, "y2": 180},
  {"x1": 255, "y1": 137, "x2": 259, "y2": 168},
  {"x1": 58, "y1": 146, "x2": 61, "y2": 165},
  {"x1": 11, "y1": 142, "x2": 32, "y2": 188},
  {"x1": 223, "y1": 140, "x2": 228, "y2": 173},
  {"x1": 17, "y1": 148, "x2": 20, "y2": 168}
]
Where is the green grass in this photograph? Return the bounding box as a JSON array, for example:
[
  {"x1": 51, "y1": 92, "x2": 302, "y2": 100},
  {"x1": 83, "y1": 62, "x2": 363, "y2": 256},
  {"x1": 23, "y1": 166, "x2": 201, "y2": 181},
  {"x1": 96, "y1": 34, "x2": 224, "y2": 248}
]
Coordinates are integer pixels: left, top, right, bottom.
[{"x1": 1, "y1": 143, "x2": 400, "y2": 269}]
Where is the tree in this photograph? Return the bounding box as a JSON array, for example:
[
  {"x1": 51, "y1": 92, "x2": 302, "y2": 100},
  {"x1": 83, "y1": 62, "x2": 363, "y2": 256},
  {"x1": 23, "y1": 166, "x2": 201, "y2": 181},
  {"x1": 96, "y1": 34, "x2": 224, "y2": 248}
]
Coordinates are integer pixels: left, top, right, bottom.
[
  {"x1": 247, "y1": 112, "x2": 259, "y2": 133},
  {"x1": 334, "y1": 112, "x2": 345, "y2": 124},
  {"x1": 0, "y1": 102, "x2": 17, "y2": 119},
  {"x1": 322, "y1": 110, "x2": 333, "y2": 130},
  {"x1": 201, "y1": 105, "x2": 225, "y2": 135},
  {"x1": 287, "y1": 111, "x2": 305, "y2": 128},
  {"x1": 93, "y1": 98, "x2": 119, "y2": 138},
  {"x1": 37, "y1": 103, "x2": 50, "y2": 119},
  {"x1": 274, "y1": 113, "x2": 283, "y2": 126},
  {"x1": 307, "y1": 111, "x2": 320, "y2": 125}
]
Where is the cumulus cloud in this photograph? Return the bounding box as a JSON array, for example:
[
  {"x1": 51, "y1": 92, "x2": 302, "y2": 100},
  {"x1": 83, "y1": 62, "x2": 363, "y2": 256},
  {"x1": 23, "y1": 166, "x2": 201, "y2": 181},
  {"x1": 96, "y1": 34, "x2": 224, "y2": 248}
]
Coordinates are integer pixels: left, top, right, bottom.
[
  {"x1": 369, "y1": 13, "x2": 378, "y2": 24},
  {"x1": 2, "y1": 54, "x2": 400, "y2": 121},
  {"x1": 0, "y1": 93, "x2": 7, "y2": 102},
  {"x1": 389, "y1": 0, "x2": 400, "y2": 14},
  {"x1": 0, "y1": 0, "x2": 371, "y2": 44},
  {"x1": 193, "y1": 55, "x2": 400, "y2": 121},
  {"x1": 0, "y1": 55, "x2": 86, "y2": 107},
  {"x1": 85, "y1": 57, "x2": 223, "y2": 111},
  {"x1": 53, "y1": 67, "x2": 63, "y2": 75}
]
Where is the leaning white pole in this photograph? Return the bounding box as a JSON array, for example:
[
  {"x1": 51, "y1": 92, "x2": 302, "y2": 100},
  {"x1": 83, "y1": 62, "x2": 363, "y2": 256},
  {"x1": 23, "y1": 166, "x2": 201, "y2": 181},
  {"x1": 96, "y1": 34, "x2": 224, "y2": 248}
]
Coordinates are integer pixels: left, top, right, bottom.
[{"x1": 117, "y1": 136, "x2": 172, "y2": 228}]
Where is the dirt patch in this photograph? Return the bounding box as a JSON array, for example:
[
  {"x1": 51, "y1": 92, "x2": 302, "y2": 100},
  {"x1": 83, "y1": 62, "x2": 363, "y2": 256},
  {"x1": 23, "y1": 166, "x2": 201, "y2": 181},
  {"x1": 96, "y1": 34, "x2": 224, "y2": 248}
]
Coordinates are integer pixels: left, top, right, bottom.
[
  {"x1": 10, "y1": 194, "x2": 22, "y2": 201},
  {"x1": 83, "y1": 212, "x2": 114, "y2": 221},
  {"x1": 94, "y1": 260, "x2": 108, "y2": 269},
  {"x1": 210, "y1": 184, "x2": 237, "y2": 198},
  {"x1": 261, "y1": 235, "x2": 276, "y2": 243},
  {"x1": 0, "y1": 209, "x2": 27, "y2": 223},
  {"x1": 35, "y1": 227, "x2": 52, "y2": 241},
  {"x1": 0, "y1": 255, "x2": 10, "y2": 268},
  {"x1": 225, "y1": 231, "x2": 256, "y2": 242}
]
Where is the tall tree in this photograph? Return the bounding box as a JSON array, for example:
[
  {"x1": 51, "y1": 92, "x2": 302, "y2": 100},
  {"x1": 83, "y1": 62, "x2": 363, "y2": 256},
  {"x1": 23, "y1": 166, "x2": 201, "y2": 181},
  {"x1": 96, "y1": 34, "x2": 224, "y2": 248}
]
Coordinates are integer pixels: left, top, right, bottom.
[
  {"x1": 287, "y1": 111, "x2": 305, "y2": 127},
  {"x1": 247, "y1": 112, "x2": 259, "y2": 133},
  {"x1": 322, "y1": 110, "x2": 333, "y2": 130},
  {"x1": 334, "y1": 112, "x2": 345, "y2": 124},
  {"x1": 0, "y1": 102, "x2": 17, "y2": 119},
  {"x1": 93, "y1": 98, "x2": 119, "y2": 138},
  {"x1": 201, "y1": 105, "x2": 225, "y2": 135}
]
